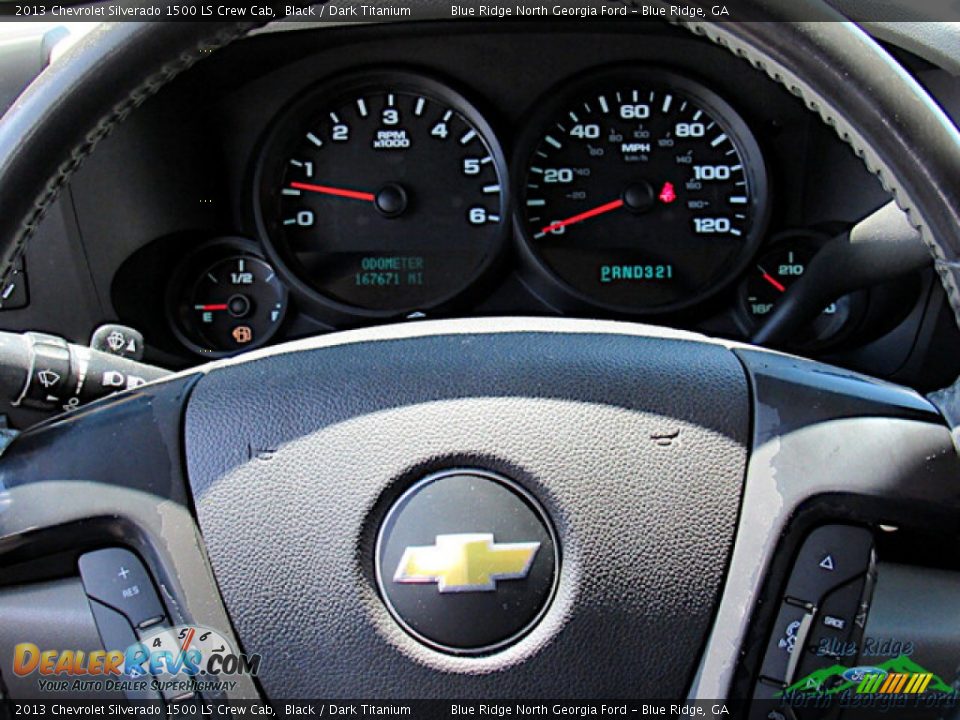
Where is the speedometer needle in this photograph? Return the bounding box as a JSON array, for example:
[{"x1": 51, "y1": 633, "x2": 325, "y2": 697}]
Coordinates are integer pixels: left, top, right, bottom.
[
  {"x1": 289, "y1": 181, "x2": 376, "y2": 202},
  {"x1": 537, "y1": 198, "x2": 625, "y2": 237}
]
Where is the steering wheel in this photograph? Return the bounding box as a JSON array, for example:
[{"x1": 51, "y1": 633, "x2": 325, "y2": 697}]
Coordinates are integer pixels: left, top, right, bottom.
[{"x1": 2, "y1": 1, "x2": 960, "y2": 703}]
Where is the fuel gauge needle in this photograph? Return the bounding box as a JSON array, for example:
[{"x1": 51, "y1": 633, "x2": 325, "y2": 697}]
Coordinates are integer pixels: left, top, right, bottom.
[
  {"x1": 758, "y1": 266, "x2": 787, "y2": 293},
  {"x1": 289, "y1": 181, "x2": 375, "y2": 202}
]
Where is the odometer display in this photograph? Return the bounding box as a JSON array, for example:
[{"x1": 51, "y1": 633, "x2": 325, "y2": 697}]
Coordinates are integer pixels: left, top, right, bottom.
[
  {"x1": 254, "y1": 72, "x2": 508, "y2": 317},
  {"x1": 516, "y1": 69, "x2": 769, "y2": 313}
]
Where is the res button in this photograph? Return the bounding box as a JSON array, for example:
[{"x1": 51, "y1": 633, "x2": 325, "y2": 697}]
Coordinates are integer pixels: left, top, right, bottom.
[{"x1": 78, "y1": 548, "x2": 166, "y2": 629}]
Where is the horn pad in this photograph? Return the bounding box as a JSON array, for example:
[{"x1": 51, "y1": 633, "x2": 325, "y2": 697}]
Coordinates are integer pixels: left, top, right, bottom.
[{"x1": 184, "y1": 320, "x2": 749, "y2": 698}]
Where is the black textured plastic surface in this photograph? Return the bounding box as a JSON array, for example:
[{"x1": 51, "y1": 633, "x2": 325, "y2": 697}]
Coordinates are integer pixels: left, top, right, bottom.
[{"x1": 185, "y1": 327, "x2": 749, "y2": 698}]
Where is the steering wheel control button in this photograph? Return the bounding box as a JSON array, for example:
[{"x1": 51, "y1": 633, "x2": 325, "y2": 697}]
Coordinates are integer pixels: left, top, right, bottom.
[
  {"x1": 759, "y1": 602, "x2": 814, "y2": 685},
  {"x1": 375, "y1": 469, "x2": 557, "y2": 655},
  {"x1": 784, "y1": 525, "x2": 873, "y2": 606},
  {"x1": 811, "y1": 577, "x2": 864, "y2": 652},
  {"x1": 88, "y1": 599, "x2": 163, "y2": 702},
  {"x1": 78, "y1": 548, "x2": 166, "y2": 629},
  {"x1": 753, "y1": 526, "x2": 878, "y2": 702}
]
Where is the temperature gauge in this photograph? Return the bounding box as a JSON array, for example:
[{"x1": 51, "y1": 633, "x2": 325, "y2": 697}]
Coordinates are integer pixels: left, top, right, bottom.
[
  {"x1": 740, "y1": 233, "x2": 863, "y2": 346},
  {"x1": 171, "y1": 248, "x2": 288, "y2": 356}
]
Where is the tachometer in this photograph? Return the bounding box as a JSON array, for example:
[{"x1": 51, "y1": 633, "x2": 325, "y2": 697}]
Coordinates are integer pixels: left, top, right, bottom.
[
  {"x1": 514, "y1": 69, "x2": 769, "y2": 314},
  {"x1": 253, "y1": 71, "x2": 509, "y2": 320}
]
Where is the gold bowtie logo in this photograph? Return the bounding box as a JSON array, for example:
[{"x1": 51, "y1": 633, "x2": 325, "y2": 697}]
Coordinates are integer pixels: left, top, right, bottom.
[{"x1": 393, "y1": 533, "x2": 540, "y2": 593}]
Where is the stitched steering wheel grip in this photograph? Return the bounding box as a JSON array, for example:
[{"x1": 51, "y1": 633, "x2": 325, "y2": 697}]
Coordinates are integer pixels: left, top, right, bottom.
[
  {"x1": 0, "y1": 3, "x2": 959, "y2": 387},
  {"x1": 0, "y1": 21, "x2": 261, "y2": 284}
]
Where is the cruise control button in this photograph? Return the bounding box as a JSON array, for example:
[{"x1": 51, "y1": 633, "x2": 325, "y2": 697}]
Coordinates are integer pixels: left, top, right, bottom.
[
  {"x1": 78, "y1": 548, "x2": 165, "y2": 628},
  {"x1": 784, "y1": 525, "x2": 873, "y2": 605},
  {"x1": 88, "y1": 599, "x2": 162, "y2": 702}
]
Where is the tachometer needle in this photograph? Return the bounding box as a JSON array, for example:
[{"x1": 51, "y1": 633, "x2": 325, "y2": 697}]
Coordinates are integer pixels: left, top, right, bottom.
[
  {"x1": 537, "y1": 198, "x2": 625, "y2": 238},
  {"x1": 758, "y1": 266, "x2": 787, "y2": 293},
  {"x1": 289, "y1": 181, "x2": 376, "y2": 202}
]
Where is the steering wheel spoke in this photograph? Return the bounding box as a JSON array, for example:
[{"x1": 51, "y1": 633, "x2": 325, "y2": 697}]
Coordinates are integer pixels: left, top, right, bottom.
[
  {"x1": 0, "y1": 374, "x2": 260, "y2": 700},
  {"x1": 693, "y1": 348, "x2": 960, "y2": 701}
]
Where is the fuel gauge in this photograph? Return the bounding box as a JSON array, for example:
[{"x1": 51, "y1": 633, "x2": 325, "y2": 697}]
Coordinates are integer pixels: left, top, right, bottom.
[
  {"x1": 740, "y1": 232, "x2": 864, "y2": 346},
  {"x1": 171, "y1": 247, "x2": 288, "y2": 356}
]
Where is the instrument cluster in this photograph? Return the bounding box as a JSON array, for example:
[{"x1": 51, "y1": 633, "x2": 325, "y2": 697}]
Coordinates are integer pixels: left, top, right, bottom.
[
  {"x1": 114, "y1": 54, "x2": 908, "y2": 362},
  {"x1": 254, "y1": 65, "x2": 769, "y2": 318}
]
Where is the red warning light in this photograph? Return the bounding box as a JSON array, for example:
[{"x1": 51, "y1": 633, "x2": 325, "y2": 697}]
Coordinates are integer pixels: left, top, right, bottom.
[{"x1": 658, "y1": 182, "x2": 677, "y2": 204}]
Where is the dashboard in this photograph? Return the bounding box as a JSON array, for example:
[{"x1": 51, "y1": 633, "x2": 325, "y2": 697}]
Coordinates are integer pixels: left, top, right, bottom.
[{"x1": 3, "y1": 20, "x2": 960, "y2": 427}]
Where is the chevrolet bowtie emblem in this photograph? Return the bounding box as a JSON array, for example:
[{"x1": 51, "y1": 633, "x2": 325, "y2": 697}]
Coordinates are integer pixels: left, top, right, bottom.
[{"x1": 393, "y1": 533, "x2": 541, "y2": 593}]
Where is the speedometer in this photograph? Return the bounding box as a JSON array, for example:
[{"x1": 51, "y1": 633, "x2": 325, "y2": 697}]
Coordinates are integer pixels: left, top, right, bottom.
[
  {"x1": 514, "y1": 69, "x2": 769, "y2": 314},
  {"x1": 253, "y1": 71, "x2": 508, "y2": 320}
]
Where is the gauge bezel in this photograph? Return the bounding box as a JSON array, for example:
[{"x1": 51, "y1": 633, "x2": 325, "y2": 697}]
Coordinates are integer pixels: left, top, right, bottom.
[
  {"x1": 511, "y1": 66, "x2": 771, "y2": 317},
  {"x1": 250, "y1": 68, "x2": 511, "y2": 325},
  {"x1": 736, "y1": 229, "x2": 869, "y2": 349},
  {"x1": 166, "y1": 237, "x2": 289, "y2": 359}
]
